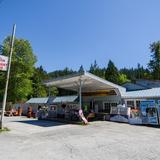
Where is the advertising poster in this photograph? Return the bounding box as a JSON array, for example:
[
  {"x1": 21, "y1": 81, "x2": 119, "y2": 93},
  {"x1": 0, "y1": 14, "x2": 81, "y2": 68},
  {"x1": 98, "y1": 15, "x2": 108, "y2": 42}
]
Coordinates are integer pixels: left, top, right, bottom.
[
  {"x1": 140, "y1": 100, "x2": 155, "y2": 116},
  {"x1": 157, "y1": 100, "x2": 160, "y2": 124},
  {"x1": 129, "y1": 109, "x2": 142, "y2": 125},
  {"x1": 140, "y1": 100, "x2": 158, "y2": 125}
]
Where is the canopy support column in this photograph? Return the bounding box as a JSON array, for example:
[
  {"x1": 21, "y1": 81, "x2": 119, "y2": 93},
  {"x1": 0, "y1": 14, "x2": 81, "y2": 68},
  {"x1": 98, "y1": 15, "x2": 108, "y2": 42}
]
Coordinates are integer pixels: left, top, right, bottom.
[{"x1": 79, "y1": 79, "x2": 82, "y2": 110}]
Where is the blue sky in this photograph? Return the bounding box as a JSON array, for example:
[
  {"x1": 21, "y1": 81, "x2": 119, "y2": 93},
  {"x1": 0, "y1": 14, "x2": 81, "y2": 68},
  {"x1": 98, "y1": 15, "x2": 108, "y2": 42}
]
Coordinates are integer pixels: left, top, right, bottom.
[{"x1": 0, "y1": 0, "x2": 160, "y2": 72}]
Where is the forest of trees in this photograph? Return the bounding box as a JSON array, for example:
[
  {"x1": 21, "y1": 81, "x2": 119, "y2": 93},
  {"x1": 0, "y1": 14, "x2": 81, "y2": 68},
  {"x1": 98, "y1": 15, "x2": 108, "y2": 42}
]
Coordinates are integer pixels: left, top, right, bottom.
[{"x1": 0, "y1": 36, "x2": 160, "y2": 103}]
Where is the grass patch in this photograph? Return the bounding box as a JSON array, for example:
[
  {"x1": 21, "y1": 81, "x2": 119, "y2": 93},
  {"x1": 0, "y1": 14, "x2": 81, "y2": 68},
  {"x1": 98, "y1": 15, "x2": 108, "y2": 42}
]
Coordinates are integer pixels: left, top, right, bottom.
[{"x1": 0, "y1": 127, "x2": 10, "y2": 133}]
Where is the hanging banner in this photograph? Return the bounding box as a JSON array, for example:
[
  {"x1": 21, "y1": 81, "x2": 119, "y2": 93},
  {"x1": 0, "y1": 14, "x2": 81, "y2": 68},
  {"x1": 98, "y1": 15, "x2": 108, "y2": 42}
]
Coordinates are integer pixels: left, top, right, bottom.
[{"x1": 0, "y1": 55, "x2": 8, "y2": 71}]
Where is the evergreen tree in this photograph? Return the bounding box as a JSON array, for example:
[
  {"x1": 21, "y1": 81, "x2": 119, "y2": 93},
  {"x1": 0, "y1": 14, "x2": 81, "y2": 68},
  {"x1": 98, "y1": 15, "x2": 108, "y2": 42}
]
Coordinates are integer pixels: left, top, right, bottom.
[
  {"x1": 120, "y1": 65, "x2": 151, "y2": 82},
  {"x1": 89, "y1": 60, "x2": 98, "y2": 74},
  {"x1": 89, "y1": 60, "x2": 105, "y2": 78},
  {"x1": 48, "y1": 67, "x2": 77, "y2": 78},
  {"x1": 148, "y1": 41, "x2": 160, "y2": 79},
  {"x1": 31, "y1": 66, "x2": 59, "y2": 97},
  {"x1": 31, "y1": 66, "x2": 48, "y2": 98},
  {"x1": 78, "y1": 65, "x2": 84, "y2": 73},
  {"x1": 105, "y1": 60, "x2": 119, "y2": 84}
]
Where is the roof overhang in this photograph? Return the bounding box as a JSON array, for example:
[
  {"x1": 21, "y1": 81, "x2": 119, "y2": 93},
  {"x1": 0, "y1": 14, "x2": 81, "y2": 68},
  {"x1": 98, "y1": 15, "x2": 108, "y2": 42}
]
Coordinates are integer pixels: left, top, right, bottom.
[
  {"x1": 26, "y1": 97, "x2": 49, "y2": 104},
  {"x1": 122, "y1": 88, "x2": 160, "y2": 99},
  {"x1": 52, "y1": 95, "x2": 78, "y2": 104},
  {"x1": 45, "y1": 72, "x2": 126, "y2": 96}
]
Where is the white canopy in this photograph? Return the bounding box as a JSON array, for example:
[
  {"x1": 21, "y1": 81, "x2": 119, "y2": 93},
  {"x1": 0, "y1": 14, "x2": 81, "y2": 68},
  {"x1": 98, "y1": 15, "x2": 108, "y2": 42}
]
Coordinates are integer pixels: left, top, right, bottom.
[{"x1": 45, "y1": 72, "x2": 126, "y2": 96}]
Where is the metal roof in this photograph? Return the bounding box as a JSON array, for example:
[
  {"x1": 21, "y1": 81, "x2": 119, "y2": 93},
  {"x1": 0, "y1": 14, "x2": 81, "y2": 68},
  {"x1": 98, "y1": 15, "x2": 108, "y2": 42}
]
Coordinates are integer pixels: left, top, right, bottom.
[
  {"x1": 52, "y1": 95, "x2": 78, "y2": 103},
  {"x1": 122, "y1": 88, "x2": 160, "y2": 99},
  {"x1": 45, "y1": 71, "x2": 126, "y2": 95},
  {"x1": 26, "y1": 97, "x2": 49, "y2": 104},
  {"x1": 122, "y1": 82, "x2": 147, "y2": 91}
]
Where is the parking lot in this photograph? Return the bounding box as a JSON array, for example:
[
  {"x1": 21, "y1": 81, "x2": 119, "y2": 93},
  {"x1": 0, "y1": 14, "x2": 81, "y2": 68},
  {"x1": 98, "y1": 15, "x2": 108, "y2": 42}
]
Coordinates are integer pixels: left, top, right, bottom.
[{"x1": 0, "y1": 116, "x2": 160, "y2": 160}]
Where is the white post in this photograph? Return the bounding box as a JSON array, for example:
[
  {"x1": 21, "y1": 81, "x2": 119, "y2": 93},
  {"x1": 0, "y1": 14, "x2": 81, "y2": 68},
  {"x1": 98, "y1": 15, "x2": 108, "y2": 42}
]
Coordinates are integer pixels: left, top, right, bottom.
[
  {"x1": 0, "y1": 24, "x2": 16, "y2": 129},
  {"x1": 79, "y1": 79, "x2": 82, "y2": 110},
  {"x1": 48, "y1": 86, "x2": 51, "y2": 97}
]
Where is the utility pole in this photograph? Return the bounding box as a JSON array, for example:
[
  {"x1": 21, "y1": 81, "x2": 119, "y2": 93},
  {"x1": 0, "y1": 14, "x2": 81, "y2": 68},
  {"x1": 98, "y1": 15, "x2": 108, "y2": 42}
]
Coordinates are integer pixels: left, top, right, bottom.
[{"x1": 0, "y1": 24, "x2": 16, "y2": 129}]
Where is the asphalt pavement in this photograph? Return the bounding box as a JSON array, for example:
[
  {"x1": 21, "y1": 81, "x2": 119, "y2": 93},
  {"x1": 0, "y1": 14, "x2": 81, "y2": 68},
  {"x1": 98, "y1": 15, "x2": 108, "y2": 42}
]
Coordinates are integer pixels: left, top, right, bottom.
[{"x1": 0, "y1": 116, "x2": 160, "y2": 160}]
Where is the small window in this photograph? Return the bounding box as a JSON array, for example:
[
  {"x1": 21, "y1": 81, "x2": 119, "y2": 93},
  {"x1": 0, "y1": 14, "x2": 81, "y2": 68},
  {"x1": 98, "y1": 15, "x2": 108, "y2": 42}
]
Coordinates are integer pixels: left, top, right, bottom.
[
  {"x1": 111, "y1": 103, "x2": 117, "y2": 107},
  {"x1": 103, "y1": 103, "x2": 111, "y2": 113},
  {"x1": 136, "y1": 101, "x2": 140, "y2": 109},
  {"x1": 127, "y1": 101, "x2": 134, "y2": 108},
  {"x1": 103, "y1": 102, "x2": 117, "y2": 113}
]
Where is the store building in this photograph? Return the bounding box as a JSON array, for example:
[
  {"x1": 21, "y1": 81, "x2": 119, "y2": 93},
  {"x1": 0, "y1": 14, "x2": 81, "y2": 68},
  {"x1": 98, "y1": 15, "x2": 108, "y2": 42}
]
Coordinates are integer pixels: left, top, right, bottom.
[
  {"x1": 44, "y1": 71, "x2": 126, "y2": 120},
  {"x1": 122, "y1": 88, "x2": 160, "y2": 109},
  {"x1": 22, "y1": 71, "x2": 158, "y2": 125},
  {"x1": 23, "y1": 97, "x2": 51, "y2": 115}
]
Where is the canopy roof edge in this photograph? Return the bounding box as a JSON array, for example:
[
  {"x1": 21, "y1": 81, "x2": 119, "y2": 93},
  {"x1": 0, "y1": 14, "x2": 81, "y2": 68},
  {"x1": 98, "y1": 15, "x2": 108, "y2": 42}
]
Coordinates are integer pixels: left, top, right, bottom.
[{"x1": 44, "y1": 71, "x2": 126, "y2": 95}]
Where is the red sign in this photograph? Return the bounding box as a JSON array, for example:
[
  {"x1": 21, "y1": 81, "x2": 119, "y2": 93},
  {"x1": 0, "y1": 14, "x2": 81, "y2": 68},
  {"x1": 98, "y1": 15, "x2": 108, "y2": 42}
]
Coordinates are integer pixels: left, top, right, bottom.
[{"x1": 0, "y1": 55, "x2": 8, "y2": 71}]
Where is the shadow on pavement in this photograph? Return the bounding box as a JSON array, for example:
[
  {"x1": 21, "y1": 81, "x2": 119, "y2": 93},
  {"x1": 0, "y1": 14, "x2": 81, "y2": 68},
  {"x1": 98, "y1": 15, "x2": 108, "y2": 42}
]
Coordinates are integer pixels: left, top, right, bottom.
[{"x1": 13, "y1": 120, "x2": 68, "y2": 127}]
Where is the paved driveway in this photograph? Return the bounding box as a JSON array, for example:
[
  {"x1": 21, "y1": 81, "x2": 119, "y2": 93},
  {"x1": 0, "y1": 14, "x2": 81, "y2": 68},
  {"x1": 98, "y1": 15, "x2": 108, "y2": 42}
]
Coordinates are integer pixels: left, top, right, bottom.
[{"x1": 0, "y1": 116, "x2": 160, "y2": 160}]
